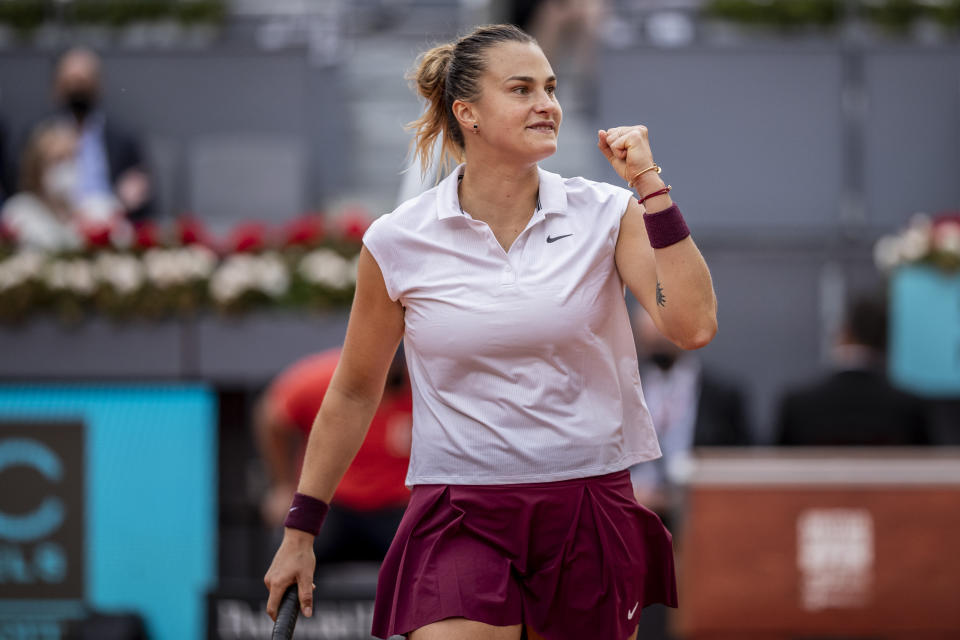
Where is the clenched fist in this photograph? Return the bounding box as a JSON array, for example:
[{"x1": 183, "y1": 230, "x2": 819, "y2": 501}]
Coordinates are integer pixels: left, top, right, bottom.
[{"x1": 597, "y1": 125, "x2": 657, "y2": 187}]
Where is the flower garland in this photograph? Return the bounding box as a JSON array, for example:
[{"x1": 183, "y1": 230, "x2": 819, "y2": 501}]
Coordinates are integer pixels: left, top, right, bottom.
[
  {"x1": 0, "y1": 214, "x2": 365, "y2": 324},
  {"x1": 874, "y1": 212, "x2": 960, "y2": 274}
]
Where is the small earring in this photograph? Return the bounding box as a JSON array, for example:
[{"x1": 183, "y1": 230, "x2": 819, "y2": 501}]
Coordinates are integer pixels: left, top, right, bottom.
[{"x1": 473, "y1": 123, "x2": 478, "y2": 132}]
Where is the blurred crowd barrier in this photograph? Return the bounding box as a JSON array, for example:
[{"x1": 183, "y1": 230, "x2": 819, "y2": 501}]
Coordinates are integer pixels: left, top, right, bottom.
[{"x1": 677, "y1": 449, "x2": 960, "y2": 640}]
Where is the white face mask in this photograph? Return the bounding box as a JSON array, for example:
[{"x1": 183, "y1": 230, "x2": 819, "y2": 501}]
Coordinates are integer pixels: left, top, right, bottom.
[{"x1": 42, "y1": 160, "x2": 79, "y2": 201}]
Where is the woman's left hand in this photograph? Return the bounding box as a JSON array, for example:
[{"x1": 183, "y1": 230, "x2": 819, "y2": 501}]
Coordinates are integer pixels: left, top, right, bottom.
[{"x1": 597, "y1": 126, "x2": 656, "y2": 186}]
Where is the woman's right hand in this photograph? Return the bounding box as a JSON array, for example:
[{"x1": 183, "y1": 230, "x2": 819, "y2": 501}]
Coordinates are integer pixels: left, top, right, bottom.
[{"x1": 264, "y1": 528, "x2": 317, "y2": 620}]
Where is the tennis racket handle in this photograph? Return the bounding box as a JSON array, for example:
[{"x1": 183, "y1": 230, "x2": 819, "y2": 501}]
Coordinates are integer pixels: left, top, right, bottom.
[{"x1": 271, "y1": 584, "x2": 301, "y2": 640}]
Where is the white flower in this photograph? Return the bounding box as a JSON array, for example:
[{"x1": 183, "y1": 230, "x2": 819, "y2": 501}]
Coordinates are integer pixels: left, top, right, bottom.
[
  {"x1": 44, "y1": 258, "x2": 96, "y2": 295},
  {"x1": 184, "y1": 245, "x2": 217, "y2": 279},
  {"x1": 94, "y1": 253, "x2": 145, "y2": 295},
  {"x1": 209, "y1": 254, "x2": 259, "y2": 303},
  {"x1": 298, "y1": 249, "x2": 352, "y2": 289},
  {"x1": 143, "y1": 247, "x2": 215, "y2": 288},
  {"x1": 0, "y1": 251, "x2": 46, "y2": 291},
  {"x1": 873, "y1": 235, "x2": 902, "y2": 271},
  {"x1": 256, "y1": 252, "x2": 290, "y2": 297},
  {"x1": 143, "y1": 249, "x2": 177, "y2": 288},
  {"x1": 899, "y1": 226, "x2": 930, "y2": 262}
]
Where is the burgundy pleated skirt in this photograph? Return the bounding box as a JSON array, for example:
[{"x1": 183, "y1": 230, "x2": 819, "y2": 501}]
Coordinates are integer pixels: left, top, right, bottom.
[{"x1": 371, "y1": 469, "x2": 677, "y2": 639}]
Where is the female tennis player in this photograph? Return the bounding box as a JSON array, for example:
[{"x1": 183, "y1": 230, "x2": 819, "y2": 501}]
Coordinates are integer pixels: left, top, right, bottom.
[{"x1": 264, "y1": 23, "x2": 717, "y2": 640}]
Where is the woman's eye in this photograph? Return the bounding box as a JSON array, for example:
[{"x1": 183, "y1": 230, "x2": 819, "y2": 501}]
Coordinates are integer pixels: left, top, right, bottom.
[
  {"x1": 512, "y1": 86, "x2": 528, "y2": 94},
  {"x1": 546, "y1": 86, "x2": 556, "y2": 94}
]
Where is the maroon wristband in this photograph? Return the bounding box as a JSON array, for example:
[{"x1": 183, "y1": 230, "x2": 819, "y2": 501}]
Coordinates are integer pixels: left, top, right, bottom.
[
  {"x1": 642, "y1": 203, "x2": 690, "y2": 249},
  {"x1": 283, "y1": 492, "x2": 329, "y2": 536}
]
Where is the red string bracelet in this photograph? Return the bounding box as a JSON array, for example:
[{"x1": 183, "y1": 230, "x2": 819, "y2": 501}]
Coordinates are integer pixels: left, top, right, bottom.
[
  {"x1": 637, "y1": 184, "x2": 672, "y2": 206},
  {"x1": 283, "y1": 492, "x2": 330, "y2": 536}
]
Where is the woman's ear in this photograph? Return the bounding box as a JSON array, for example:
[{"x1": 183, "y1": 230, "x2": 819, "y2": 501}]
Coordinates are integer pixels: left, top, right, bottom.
[{"x1": 451, "y1": 99, "x2": 477, "y2": 131}]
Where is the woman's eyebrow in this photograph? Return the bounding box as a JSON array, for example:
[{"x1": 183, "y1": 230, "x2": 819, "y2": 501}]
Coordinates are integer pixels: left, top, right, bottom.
[{"x1": 503, "y1": 75, "x2": 557, "y2": 84}]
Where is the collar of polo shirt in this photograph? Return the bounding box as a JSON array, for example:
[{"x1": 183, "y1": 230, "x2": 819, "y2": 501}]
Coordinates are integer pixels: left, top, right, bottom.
[{"x1": 435, "y1": 163, "x2": 568, "y2": 220}]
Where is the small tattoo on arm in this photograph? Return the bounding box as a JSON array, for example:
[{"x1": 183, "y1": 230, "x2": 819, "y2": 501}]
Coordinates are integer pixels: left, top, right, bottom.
[{"x1": 656, "y1": 281, "x2": 666, "y2": 307}]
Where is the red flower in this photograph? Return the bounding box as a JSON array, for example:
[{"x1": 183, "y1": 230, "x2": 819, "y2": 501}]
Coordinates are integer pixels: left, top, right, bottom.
[
  {"x1": 282, "y1": 215, "x2": 326, "y2": 247},
  {"x1": 81, "y1": 222, "x2": 113, "y2": 248},
  {"x1": 932, "y1": 211, "x2": 960, "y2": 227},
  {"x1": 0, "y1": 220, "x2": 16, "y2": 246},
  {"x1": 134, "y1": 221, "x2": 161, "y2": 249},
  {"x1": 226, "y1": 222, "x2": 268, "y2": 253},
  {"x1": 176, "y1": 215, "x2": 214, "y2": 247},
  {"x1": 337, "y1": 207, "x2": 372, "y2": 242}
]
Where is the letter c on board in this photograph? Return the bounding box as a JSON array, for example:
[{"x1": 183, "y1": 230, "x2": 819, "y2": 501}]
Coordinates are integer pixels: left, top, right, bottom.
[{"x1": 0, "y1": 439, "x2": 66, "y2": 542}]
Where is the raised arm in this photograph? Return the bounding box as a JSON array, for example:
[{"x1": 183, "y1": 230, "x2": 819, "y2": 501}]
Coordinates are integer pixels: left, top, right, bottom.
[
  {"x1": 264, "y1": 245, "x2": 405, "y2": 619},
  {"x1": 599, "y1": 126, "x2": 717, "y2": 350}
]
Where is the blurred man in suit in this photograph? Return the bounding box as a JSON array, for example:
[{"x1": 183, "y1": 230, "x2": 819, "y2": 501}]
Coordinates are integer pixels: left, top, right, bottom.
[
  {"x1": 41, "y1": 47, "x2": 154, "y2": 222},
  {"x1": 775, "y1": 294, "x2": 931, "y2": 446}
]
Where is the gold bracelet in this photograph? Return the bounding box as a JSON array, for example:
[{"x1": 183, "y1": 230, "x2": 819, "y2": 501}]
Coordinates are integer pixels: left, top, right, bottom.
[{"x1": 628, "y1": 164, "x2": 661, "y2": 188}]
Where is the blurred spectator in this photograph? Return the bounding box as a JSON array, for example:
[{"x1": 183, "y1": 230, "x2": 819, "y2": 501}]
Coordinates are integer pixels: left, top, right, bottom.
[
  {"x1": 629, "y1": 306, "x2": 752, "y2": 520},
  {"x1": 1, "y1": 121, "x2": 91, "y2": 250},
  {"x1": 255, "y1": 347, "x2": 412, "y2": 566},
  {"x1": 508, "y1": 0, "x2": 607, "y2": 109},
  {"x1": 40, "y1": 46, "x2": 154, "y2": 222},
  {"x1": 509, "y1": 0, "x2": 606, "y2": 63},
  {"x1": 775, "y1": 294, "x2": 932, "y2": 446}
]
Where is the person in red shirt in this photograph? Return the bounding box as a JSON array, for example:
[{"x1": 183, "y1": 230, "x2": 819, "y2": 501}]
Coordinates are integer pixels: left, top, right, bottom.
[{"x1": 255, "y1": 347, "x2": 412, "y2": 564}]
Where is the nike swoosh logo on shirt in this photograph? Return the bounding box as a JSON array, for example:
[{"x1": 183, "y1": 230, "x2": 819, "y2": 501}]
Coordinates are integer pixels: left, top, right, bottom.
[
  {"x1": 546, "y1": 234, "x2": 573, "y2": 243},
  {"x1": 627, "y1": 602, "x2": 639, "y2": 620},
  {"x1": 288, "y1": 507, "x2": 299, "y2": 512}
]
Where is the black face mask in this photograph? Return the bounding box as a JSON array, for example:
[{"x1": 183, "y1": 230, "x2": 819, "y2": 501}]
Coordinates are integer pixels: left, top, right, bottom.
[
  {"x1": 649, "y1": 352, "x2": 678, "y2": 371},
  {"x1": 65, "y1": 90, "x2": 96, "y2": 121}
]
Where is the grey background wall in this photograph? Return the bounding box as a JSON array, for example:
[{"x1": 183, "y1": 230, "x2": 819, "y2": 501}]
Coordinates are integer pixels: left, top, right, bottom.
[
  {"x1": 597, "y1": 44, "x2": 960, "y2": 440},
  {"x1": 1, "y1": 36, "x2": 958, "y2": 441}
]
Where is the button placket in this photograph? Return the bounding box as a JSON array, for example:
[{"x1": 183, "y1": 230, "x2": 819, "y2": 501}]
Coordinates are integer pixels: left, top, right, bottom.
[{"x1": 501, "y1": 262, "x2": 516, "y2": 286}]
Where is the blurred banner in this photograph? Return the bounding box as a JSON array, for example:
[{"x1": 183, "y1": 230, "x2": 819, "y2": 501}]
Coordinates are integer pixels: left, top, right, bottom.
[
  {"x1": 208, "y1": 581, "x2": 388, "y2": 640},
  {"x1": 678, "y1": 449, "x2": 960, "y2": 640},
  {"x1": 890, "y1": 265, "x2": 960, "y2": 396},
  {"x1": 0, "y1": 385, "x2": 216, "y2": 640}
]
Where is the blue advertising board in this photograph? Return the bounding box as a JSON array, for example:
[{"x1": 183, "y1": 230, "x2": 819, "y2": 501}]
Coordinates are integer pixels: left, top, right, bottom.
[
  {"x1": 0, "y1": 385, "x2": 216, "y2": 640},
  {"x1": 889, "y1": 266, "x2": 960, "y2": 396}
]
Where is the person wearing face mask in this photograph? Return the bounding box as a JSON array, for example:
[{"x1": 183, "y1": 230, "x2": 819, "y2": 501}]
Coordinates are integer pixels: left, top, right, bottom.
[
  {"x1": 1, "y1": 121, "x2": 86, "y2": 250},
  {"x1": 628, "y1": 305, "x2": 752, "y2": 523},
  {"x1": 23, "y1": 46, "x2": 154, "y2": 223}
]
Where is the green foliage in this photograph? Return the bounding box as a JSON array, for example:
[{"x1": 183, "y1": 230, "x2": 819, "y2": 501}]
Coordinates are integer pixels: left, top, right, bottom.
[
  {"x1": 703, "y1": 0, "x2": 843, "y2": 30},
  {"x1": 704, "y1": 0, "x2": 960, "y2": 33},
  {"x1": 862, "y1": 0, "x2": 924, "y2": 33},
  {"x1": 925, "y1": 0, "x2": 960, "y2": 27},
  {"x1": 0, "y1": 0, "x2": 226, "y2": 34},
  {"x1": 0, "y1": 0, "x2": 46, "y2": 35}
]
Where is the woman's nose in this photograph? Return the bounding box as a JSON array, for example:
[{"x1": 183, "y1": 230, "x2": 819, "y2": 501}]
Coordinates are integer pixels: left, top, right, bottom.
[{"x1": 535, "y1": 90, "x2": 558, "y2": 113}]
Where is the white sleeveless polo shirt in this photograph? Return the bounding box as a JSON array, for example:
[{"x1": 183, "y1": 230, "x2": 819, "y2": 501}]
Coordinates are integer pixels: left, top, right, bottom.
[{"x1": 363, "y1": 164, "x2": 661, "y2": 486}]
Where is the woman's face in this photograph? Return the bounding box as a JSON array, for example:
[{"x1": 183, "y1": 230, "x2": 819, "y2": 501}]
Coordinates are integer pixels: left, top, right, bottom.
[{"x1": 466, "y1": 41, "x2": 562, "y2": 163}]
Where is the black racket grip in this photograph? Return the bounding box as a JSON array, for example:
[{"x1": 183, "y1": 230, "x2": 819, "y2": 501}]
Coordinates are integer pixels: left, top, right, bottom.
[{"x1": 271, "y1": 584, "x2": 300, "y2": 640}]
